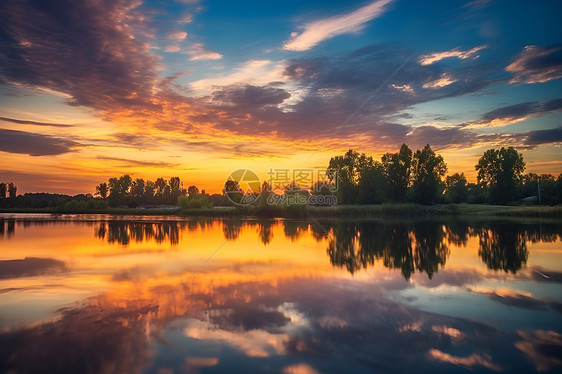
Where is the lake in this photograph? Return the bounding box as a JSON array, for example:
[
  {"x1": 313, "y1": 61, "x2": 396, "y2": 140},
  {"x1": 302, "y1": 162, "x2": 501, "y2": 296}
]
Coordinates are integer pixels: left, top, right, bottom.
[{"x1": 1, "y1": 213, "x2": 561, "y2": 373}]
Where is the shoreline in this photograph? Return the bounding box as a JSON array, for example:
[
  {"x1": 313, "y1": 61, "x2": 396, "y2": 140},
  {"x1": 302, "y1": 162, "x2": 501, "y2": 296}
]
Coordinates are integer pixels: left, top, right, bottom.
[{"x1": 1, "y1": 203, "x2": 561, "y2": 220}]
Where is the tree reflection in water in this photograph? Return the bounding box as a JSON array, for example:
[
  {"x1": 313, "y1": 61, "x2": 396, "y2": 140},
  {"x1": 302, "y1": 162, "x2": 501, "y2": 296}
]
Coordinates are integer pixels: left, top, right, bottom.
[
  {"x1": 478, "y1": 223, "x2": 528, "y2": 273},
  {"x1": 1, "y1": 216, "x2": 562, "y2": 373},
  {"x1": 326, "y1": 221, "x2": 448, "y2": 279},
  {"x1": 91, "y1": 218, "x2": 562, "y2": 279},
  {"x1": 324, "y1": 220, "x2": 561, "y2": 280},
  {"x1": 96, "y1": 221, "x2": 181, "y2": 245}
]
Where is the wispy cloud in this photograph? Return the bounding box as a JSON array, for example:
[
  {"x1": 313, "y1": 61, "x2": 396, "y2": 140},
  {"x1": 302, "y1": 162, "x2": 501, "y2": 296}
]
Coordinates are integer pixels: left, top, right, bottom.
[
  {"x1": 188, "y1": 43, "x2": 222, "y2": 61},
  {"x1": 190, "y1": 60, "x2": 287, "y2": 94},
  {"x1": 522, "y1": 126, "x2": 562, "y2": 148},
  {"x1": 515, "y1": 330, "x2": 562, "y2": 372},
  {"x1": 422, "y1": 73, "x2": 457, "y2": 89},
  {"x1": 168, "y1": 30, "x2": 188, "y2": 41},
  {"x1": 390, "y1": 84, "x2": 415, "y2": 95},
  {"x1": 165, "y1": 44, "x2": 181, "y2": 52},
  {"x1": 96, "y1": 156, "x2": 181, "y2": 168},
  {"x1": 283, "y1": 0, "x2": 393, "y2": 51},
  {"x1": 463, "y1": 0, "x2": 494, "y2": 11},
  {"x1": 177, "y1": 14, "x2": 193, "y2": 24},
  {"x1": 0, "y1": 116, "x2": 74, "y2": 128},
  {"x1": 506, "y1": 45, "x2": 562, "y2": 84},
  {"x1": 466, "y1": 98, "x2": 562, "y2": 127},
  {"x1": 428, "y1": 349, "x2": 501, "y2": 371},
  {"x1": 418, "y1": 45, "x2": 487, "y2": 65}
]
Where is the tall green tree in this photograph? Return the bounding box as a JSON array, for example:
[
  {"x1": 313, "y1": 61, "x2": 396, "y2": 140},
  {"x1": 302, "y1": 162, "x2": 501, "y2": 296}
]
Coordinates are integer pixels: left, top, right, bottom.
[
  {"x1": 328, "y1": 150, "x2": 374, "y2": 204},
  {"x1": 381, "y1": 143, "x2": 412, "y2": 202},
  {"x1": 358, "y1": 162, "x2": 387, "y2": 204},
  {"x1": 476, "y1": 147, "x2": 525, "y2": 204},
  {"x1": 411, "y1": 145, "x2": 447, "y2": 204}
]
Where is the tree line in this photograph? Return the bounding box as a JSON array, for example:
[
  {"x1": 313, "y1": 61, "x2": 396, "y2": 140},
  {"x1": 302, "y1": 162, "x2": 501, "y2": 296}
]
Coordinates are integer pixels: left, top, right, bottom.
[
  {"x1": 95, "y1": 175, "x2": 228, "y2": 207},
  {"x1": 1, "y1": 144, "x2": 561, "y2": 210},
  {"x1": 326, "y1": 144, "x2": 562, "y2": 205}
]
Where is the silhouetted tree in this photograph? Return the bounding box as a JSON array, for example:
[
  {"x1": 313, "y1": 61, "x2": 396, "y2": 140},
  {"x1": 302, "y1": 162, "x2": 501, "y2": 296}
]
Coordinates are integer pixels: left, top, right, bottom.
[
  {"x1": 382, "y1": 143, "x2": 412, "y2": 202},
  {"x1": 223, "y1": 180, "x2": 243, "y2": 204},
  {"x1": 476, "y1": 147, "x2": 525, "y2": 204},
  {"x1": 0, "y1": 183, "x2": 6, "y2": 199},
  {"x1": 187, "y1": 185, "x2": 199, "y2": 197},
  {"x1": 95, "y1": 183, "x2": 108, "y2": 199},
  {"x1": 258, "y1": 181, "x2": 272, "y2": 207},
  {"x1": 131, "y1": 179, "x2": 145, "y2": 199},
  {"x1": 520, "y1": 173, "x2": 559, "y2": 205},
  {"x1": 144, "y1": 180, "x2": 155, "y2": 202},
  {"x1": 445, "y1": 173, "x2": 468, "y2": 203},
  {"x1": 411, "y1": 147, "x2": 443, "y2": 202},
  {"x1": 309, "y1": 180, "x2": 335, "y2": 206},
  {"x1": 154, "y1": 178, "x2": 167, "y2": 198},
  {"x1": 169, "y1": 177, "x2": 180, "y2": 192},
  {"x1": 410, "y1": 145, "x2": 447, "y2": 204},
  {"x1": 8, "y1": 183, "x2": 17, "y2": 198},
  {"x1": 169, "y1": 177, "x2": 182, "y2": 203},
  {"x1": 107, "y1": 175, "x2": 132, "y2": 206},
  {"x1": 358, "y1": 163, "x2": 387, "y2": 204}
]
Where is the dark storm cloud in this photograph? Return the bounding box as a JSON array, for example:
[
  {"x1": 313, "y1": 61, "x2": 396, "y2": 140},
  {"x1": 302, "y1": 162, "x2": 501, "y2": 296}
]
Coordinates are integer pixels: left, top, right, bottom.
[
  {"x1": 0, "y1": 128, "x2": 78, "y2": 156},
  {"x1": 0, "y1": 257, "x2": 66, "y2": 279},
  {"x1": 0, "y1": 116, "x2": 73, "y2": 128},
  {"x1": 0, "y1": 0, "x2": 160, "y2": 111}
]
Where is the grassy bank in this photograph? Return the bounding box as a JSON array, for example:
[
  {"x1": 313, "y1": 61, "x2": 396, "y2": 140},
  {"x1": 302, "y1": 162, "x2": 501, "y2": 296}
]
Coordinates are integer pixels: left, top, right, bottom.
[
  {"x1": 313, "y1": 204, "x2": 562, "y2": 218},
  {"x1": 1, "y1": 204, "x2": 561, "y2": 219}
]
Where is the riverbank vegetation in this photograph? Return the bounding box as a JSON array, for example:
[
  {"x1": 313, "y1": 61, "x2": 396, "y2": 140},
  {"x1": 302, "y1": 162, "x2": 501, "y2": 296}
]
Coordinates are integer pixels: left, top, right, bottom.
[{"x1": 1, "y1": 144, "x2": 561, "y2": 217}]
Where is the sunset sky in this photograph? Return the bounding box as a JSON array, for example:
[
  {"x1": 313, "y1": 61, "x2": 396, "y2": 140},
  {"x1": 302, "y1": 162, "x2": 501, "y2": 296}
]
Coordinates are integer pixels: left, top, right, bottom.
[{"x1": 1, "y1": 0, "x2": 561, "y2": 194}]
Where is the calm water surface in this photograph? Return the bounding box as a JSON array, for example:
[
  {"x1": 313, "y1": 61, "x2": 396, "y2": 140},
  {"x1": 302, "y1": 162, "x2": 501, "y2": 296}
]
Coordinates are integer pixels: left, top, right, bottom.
[{"x1": 0, "y1": 213, "x2": 561, "y2": 373}]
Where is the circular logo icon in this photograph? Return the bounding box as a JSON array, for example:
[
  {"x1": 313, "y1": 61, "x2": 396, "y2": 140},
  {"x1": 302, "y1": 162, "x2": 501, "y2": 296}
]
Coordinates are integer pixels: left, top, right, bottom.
[{"x1": 224, "y1": 169, "x2": 261, "y2": 205}]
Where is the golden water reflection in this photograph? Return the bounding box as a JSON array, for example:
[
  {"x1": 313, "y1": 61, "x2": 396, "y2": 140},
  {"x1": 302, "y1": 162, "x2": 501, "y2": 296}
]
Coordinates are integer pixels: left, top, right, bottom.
[{"x1": 0, "y1": 215, "x2": 561, "y2": 373}]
